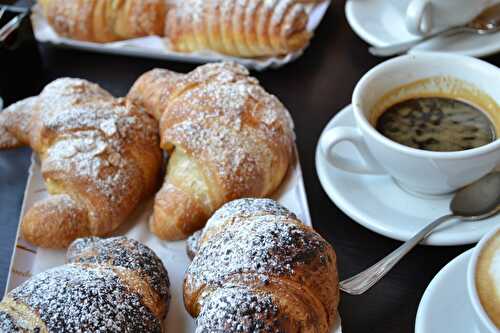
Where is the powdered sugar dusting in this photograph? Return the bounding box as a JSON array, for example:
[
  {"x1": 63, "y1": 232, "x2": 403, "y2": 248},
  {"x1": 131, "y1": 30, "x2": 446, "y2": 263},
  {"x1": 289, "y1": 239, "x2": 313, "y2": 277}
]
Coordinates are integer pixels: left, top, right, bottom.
[
  {"x1": 207, "y1": 198, "x2": 296, "y2": 226},
  {"x1": 187, "y1": 214, "x2": 326, "y2": 292},
  {"x1": 204, "y1": 198, "x2": 295, "y2": 235},
  {"x1": 10, "y1": 264, "x2": 161, "y2": 332},
  {"x1": 0, "y1": 96, "x2": 38, "y2": 148},
  {"x1": 0, "y1": 124, "x2": 20, "y2": 149},
  {"x1": 161, "y1": 62, "x2": 294, "y2": 199},
  {"x1": 0, "y1": 310, "x2": 26, "y2": 332},
  {"x1": 44, "y1": 0, "x2": 165, "y2": 42},
  {"x1": 189, "y1": 199, "x2": 296, "y2": 258},
  {"x1": 3, "y1": 237, "x2": 169, "y2": 332},
  {"x1": 166, "y1": 0, "x2": 309, "y2": 57},
  {"x1": 185, "y1": 198, "x2": 335, "y2": 331},
  {"x1": 28, "y1": 78, "x2": 160, "y2": 234},
  {"x1": 68, "y1": 236, "x2": 170, "y2": 304},
  {"x1": 196, "y1": 285, "x2": 280, "y2": 332},
  {"x1": 127, "y1": 0, "x2": 166, "y2": 37}
]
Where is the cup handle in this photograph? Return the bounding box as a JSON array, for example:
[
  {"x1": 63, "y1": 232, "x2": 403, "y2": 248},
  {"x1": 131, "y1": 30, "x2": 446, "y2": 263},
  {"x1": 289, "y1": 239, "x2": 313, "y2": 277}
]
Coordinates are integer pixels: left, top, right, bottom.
[
  {"x1": 320, "y1": 127, "x2": 386, "y2": 175},
  {"x1": 406, "y1": 0, "x2": 432, "y2": 36}
]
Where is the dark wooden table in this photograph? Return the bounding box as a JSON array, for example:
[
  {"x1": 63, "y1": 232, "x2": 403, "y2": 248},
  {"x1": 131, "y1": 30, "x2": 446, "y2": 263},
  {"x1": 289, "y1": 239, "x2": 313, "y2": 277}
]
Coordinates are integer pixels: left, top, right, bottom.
[{"x1": 1, "y1": 1, "x2": 499, "y2": 332}]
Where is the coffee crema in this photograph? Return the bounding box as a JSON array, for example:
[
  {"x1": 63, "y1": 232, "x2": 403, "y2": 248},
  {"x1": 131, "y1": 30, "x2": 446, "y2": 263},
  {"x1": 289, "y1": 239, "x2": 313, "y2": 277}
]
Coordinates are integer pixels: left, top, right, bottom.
[
  {"x1": 375, "y1": 97, "x2": 496, "y2": 152},
  {"x1": 370, "y1": 76, "x2": 500, "y2": 152},
  {"x1": 476, "y1": 231, "x2": 500, "y2": 329}
]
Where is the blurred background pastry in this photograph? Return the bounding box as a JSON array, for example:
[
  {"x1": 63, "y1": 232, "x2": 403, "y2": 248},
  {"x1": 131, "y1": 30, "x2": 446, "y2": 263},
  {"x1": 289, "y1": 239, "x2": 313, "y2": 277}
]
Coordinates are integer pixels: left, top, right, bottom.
[
  {"x1": 165, "y1": 0, "x2": 314, "y2": 57},
  {"x1": 38, "y1": 0, "x2": 167, "y2": 42}
]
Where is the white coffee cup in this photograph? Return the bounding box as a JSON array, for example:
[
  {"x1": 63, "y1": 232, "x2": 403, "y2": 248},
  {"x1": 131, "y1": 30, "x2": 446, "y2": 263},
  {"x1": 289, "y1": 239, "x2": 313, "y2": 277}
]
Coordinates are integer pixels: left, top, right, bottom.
[
  {"x1": 319, "y1": 53, "x2": 500, "y2": 196},
  {"x1": 405, "y1": 0, "x2": 498, "y2": 36},
  {"x1": 467, "y1": 224, "x2": 500, "y2": 333}
]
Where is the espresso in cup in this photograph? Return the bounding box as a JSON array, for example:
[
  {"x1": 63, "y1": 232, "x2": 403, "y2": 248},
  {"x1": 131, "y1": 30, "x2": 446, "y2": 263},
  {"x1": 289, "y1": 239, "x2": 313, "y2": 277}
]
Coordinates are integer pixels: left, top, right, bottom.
[
  {"x1": 321, "y1": 54, "x2": 500, "y2": 195},
  {"x1": 370, "y1": 77, "x2": 500, "y2": 152},
  {"x1": 476, "y1": 230, "x2": 500, "y2": 329}
]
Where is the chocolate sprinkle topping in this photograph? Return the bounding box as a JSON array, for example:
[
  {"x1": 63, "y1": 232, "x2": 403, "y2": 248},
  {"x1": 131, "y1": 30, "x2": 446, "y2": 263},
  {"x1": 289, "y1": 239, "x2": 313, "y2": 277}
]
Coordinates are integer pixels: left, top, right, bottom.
[
  {"x1": 0, "y1": 311, "x2": 23, "y2": 332},
  {"x1": 190, "y1": 198, "x2": 298, "y2": 259},
  {"x1": 186, "y1": 199, "x2": 338, "y2": 333},
  {"x1": 188, "y1": 215, "x2": 325, "y2": 291},
  {"x1": 196, "y1": 285, "x2": 282, "y2": 333},
  {"x1": 206, "y1": 198, "x2": 296, "y2": 228},
  {"x1": 68, "y1": 236, "x2": 170, "y2": 304},
  {"x1": 10, "y1": 264, "x2": 162, "y2": 332},
  {"x1": 1, "y1": 237, "x2": 170, "y2": 332}
]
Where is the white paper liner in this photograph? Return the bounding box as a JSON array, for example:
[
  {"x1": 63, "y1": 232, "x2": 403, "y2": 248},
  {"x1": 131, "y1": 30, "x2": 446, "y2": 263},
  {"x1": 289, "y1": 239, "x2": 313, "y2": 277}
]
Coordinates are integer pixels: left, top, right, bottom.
[
  {"x1": 31, "y1": 1, "x2": 331, "y2": 71},
  {"x1": 5, "y1": 147, "x2": 341, "y2": 332}
]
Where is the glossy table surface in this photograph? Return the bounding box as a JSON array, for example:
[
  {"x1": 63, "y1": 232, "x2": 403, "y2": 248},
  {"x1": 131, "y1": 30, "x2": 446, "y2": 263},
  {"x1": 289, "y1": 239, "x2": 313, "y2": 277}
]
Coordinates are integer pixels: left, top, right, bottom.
[{"x1": 1, "y1": 1, "x2": 499, "y2": 332}]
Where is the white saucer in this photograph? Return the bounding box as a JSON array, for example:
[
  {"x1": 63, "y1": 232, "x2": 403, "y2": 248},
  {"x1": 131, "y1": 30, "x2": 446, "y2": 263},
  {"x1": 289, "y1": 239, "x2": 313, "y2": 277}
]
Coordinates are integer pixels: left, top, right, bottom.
[
  {"x1": 415, "y1": 250, "x2": 478, "y2": 333},
  {"x1": 315, "y1": 105, "x2": 499, "y2": 246},
  {"x1": 345, "y1": 0, "x2": 500, "y2": 58}
]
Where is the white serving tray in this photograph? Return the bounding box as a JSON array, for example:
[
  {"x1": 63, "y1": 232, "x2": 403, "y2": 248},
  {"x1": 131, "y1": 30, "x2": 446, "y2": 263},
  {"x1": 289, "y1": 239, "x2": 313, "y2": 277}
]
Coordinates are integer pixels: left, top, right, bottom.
[
  {"x1": 31, "y1": 2, "x2": 331, "y2": 71},
  {"x1": 5, "y1": 147, "x2": 342, "y2": 332}
]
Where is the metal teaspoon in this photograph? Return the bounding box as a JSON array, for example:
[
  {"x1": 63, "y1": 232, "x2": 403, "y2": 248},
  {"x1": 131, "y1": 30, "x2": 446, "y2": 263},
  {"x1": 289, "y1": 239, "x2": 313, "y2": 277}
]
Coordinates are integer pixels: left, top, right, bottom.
[{"x1": 340, "y1": 171, "x2": 500, "y2": 295}]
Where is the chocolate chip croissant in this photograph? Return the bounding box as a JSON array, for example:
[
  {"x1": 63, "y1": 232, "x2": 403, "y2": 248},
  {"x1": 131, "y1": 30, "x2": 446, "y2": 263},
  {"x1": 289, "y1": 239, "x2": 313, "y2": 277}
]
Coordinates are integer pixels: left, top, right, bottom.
[
  {"x1": 0, "y1": 78, "x2": 162, "y2": 248},
  {"x1": 165, "y1": 0, "x2": 313, "y2": 57},
  {"x1": 128, "y1": 62, "x2": 295, "y2": 241},
  {"x1": 184, "y1": 198, "x2": 340, "y2": 332},
  {"x1": 38, "y1": 0, "x2": 167, "y2": 42},
  {"x1": 0, "y1": 237, "x2": 170, "y2": 332}
]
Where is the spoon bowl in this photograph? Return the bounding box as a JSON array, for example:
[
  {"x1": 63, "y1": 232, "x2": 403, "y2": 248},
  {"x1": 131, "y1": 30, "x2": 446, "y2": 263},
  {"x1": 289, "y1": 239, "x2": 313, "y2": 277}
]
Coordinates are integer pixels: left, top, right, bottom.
[
  {"x1": 340, "y1": 172, "x2": 500, "y2": 295},
  {"x1": 468, "y1": 3, "x2": 500, "y2": 32},
  {"x1": 451, "y1": 172, "x2": 500, "y2": 218}
]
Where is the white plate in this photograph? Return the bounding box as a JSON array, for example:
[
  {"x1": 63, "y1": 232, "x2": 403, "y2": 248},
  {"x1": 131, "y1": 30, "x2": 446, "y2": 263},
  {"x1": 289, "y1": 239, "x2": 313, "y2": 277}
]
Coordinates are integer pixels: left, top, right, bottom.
[
  {"x1": 315, "y1": 105, "x2": 499, "y2": 246},
  {"x1": 5, "y1": 148, "x2": 342, "y2": 332},
  {"x1": 415, "y1": 250, "x2": 478, "y2": 333},
  {"x1": 31, "y1": 2, "x2": 330, "y2": 71},
  {"x1": 345, "y1": 0, "x2": 500, "y2": 58}
]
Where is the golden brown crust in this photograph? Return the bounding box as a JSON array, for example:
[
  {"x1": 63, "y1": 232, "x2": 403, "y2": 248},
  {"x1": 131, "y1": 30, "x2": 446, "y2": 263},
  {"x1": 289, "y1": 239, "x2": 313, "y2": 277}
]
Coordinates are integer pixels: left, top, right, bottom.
[
  {"x1": 128, "y1": 62, "x2": 295, "y2": 240},
  {"x1": 39, "y1": 0, "x2": 167, "y2": 43},
  {"x1": 150, "y1": 182, "x2": 209, "y2": 240},
  {"x1": 0, "y1": 125, "x2": 23, "y2": 150},
  {"x1": 0, "y1": 97, "x2": 37, "y2": 149},
  {"x1": 0, "y1": 78, "x2": 162, "y2": 248},
  {"x1": 22, "y1": 194, "x2": 91, "y2": 248},
  {"x1": 184, "y1": 198, "x2": 339, "y2": 332},
  {"x1": 128, "y1": 68, "x2": 184, "y2": 121},
  {"x1": 164, "y1": 0, "x2": 312, "y2": 57}
]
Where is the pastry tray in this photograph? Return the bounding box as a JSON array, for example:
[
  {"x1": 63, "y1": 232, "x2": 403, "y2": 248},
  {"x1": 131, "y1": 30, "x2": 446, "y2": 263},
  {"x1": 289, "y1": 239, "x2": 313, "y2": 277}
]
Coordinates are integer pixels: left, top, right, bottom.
[
  {"x1": 5, "y1": 147, "x2": 342, "y2": 332},
  {"x1": 30, "y1": 2, "x2": 331, "y2": 71}
]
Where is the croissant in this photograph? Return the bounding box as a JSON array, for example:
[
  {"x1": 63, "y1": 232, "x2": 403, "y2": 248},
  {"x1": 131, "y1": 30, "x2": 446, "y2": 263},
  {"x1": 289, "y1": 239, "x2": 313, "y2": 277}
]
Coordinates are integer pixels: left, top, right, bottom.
[
  {"x1": 0, "y1": 237, "x2": 170, "y2": 332},
  {"x1": 0, "y1": 78, "x2": 162, "y2": 248},
  {"x1": 38, "y1": 0, "x2": 167, "y2": 42},
  {"x1": 128, "y1": 62, "x2": 295, "y2": 240},
  {"x1": 164, "y1": 0, "x2": 313, "y2": 57},
  {"x1": 184, "y1": 198, "x2": 340, "y2": 332}
]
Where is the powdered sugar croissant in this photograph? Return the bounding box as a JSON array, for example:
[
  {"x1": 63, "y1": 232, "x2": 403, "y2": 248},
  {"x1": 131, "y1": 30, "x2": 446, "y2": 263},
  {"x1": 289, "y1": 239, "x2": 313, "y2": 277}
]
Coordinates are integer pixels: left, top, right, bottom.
[
  {"x1": 184, "y1": 198, "x2": 340, "y2": 332},
  {"x1": 0, "y1": 78, "x2": 162, "y2": 248},
  {"x1": 128, "y1": 62, "x2": 295, "y2": 240},
  {"x1": 0, "y1": 237, "x2": 170, "y2": 332},
  {"x1": 165, "y1": 0, "x2": 314, "y2": 57}
]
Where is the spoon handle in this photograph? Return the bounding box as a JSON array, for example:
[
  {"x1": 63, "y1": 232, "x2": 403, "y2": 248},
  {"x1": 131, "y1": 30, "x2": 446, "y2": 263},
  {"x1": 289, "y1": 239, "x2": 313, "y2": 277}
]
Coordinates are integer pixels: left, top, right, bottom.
[
  {"x1": 368, "y1": 26, "x2": 466, "y2": 57},
  {"x1": 340, "y1": 214, "x2": 454, "y2": 295}
]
